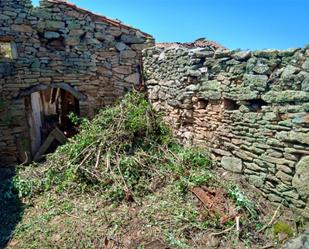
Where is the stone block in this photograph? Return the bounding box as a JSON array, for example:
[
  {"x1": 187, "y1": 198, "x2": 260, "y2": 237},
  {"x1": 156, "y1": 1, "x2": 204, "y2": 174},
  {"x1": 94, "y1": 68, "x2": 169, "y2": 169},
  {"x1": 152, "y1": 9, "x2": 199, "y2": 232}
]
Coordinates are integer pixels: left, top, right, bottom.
[
  {"x1": 302, "y1": 76, "x2": 309, "y2": 92},
  {"x1": 112, "y1": 66, "x2": 131, "y2": 75},
  {"x1": 11, "y1": 24, "x2": 32, "y2": 32},
  {"x1": 115, "y1": 42, "x2": 128, "y2": 51},
  {"x1": 120, "y1": 50, "x2": 137, "y2": 59},
  {"x1": 292, "y1": 156, "x2": 309, "y2": 199},
  {"x1": 121, "y1": 34, "x2": 145, "y2": 44},
  {"x1": 0, "y1": 14, "x2": 10, "y2": 20},
  {"x1": 276, "y1": 164, "x2": 293, "y2": 174},
  {"x1": 232, "y1": 51, "x2": 251, "y2": 61},
  {"x1": 291, "y1": 113, "x2": 309, "y2": 125},
  {"x1": 281, "y1": 65, "x2": 300, "y2": 79},
  {"x1": 276, "y1": 131, "x2": 309, "y2": 145},
  {"x1": 44, "y1": 20, "x2": 65, "y2": 31},
  {"x1": 276, "y1": 170, "x2": 293, "y2": 183},
  {"x1": 221, "y1": 156, "x2": 243, "y2": 173},
  {"x1": 124, "y1": 73, "x2": 140, "y2": 85},
  {"x1": 66, "y1": 36, "x2": 80, "y2": 46},
  {"x1": 261, "y1": 155, "x2": 294, "y2": 167},
  {"x1": 234, "y1": 150, "x2": 255, "y2": 161},
  {"x1": 243, "y1": 74, "x2": 268, "y2": 91},
  {"x1": 212, "y1": 148, "x2": 232, "y2": 156},
  {"x1": 244, "y1": 162, "x2": 267, "y2": 172},
  {"x1": 44, "y1": 31, "x2": 60, "y2": 39},
  {"x1": 284, "y1": 230, "x2": 309, "y2": 249},
  {"x1": 69, "y1": 29, "x2": 85, "y2": 36},
  {"x1": 301, "y1": 59, "x2": 309, "y2": 71},
  {"x1": 248, "y1": 174, "x2": 266, "y2": 188},
  {"x1": 262, "y1": 90, "x2": 309, "y2": 104}
]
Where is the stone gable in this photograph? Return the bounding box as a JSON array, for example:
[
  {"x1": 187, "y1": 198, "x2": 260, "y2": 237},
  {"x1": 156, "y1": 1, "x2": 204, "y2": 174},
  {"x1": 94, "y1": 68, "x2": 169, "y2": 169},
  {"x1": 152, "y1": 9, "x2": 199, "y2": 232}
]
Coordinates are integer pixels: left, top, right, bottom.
[{"x1": 0, "y1": 0, "x2": 154, "y2": 166}]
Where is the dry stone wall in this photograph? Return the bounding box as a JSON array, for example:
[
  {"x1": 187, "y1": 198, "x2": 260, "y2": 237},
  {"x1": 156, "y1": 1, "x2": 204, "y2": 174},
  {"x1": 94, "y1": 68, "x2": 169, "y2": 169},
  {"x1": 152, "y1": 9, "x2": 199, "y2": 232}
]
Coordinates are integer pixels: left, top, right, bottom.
[
  {"x1": 143, "y1": 45, "x2": 309, "y2": 216},
  {"x1": 0, "y1": 0, "x2": 153, "y2": 166}
]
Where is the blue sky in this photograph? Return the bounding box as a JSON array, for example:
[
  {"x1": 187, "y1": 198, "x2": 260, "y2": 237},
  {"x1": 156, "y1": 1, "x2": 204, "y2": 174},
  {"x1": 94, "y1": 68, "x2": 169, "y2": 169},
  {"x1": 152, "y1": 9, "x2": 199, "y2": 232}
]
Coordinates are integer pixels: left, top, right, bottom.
[{"x1": 31, "y1": 0, "x2": 309, "y2": 50}]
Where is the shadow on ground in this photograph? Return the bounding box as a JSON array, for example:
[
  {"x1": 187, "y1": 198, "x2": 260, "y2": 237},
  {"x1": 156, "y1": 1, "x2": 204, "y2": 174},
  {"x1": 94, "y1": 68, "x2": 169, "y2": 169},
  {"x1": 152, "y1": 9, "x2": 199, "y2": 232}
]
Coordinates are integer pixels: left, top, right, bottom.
[{"x1": 0, "y1": 167, "x2": 24, "y2": 248}]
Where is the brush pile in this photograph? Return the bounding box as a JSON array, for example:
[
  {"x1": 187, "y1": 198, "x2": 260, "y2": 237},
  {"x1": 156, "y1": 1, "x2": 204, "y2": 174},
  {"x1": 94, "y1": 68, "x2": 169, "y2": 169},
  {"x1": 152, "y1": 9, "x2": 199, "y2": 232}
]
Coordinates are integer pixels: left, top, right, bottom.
[
  {"x1": 8, "y1": 91, "x2": 296, "y2": 248},
  {"x1": 14, "y1": 91, "x2": 212, "y2": 202}
]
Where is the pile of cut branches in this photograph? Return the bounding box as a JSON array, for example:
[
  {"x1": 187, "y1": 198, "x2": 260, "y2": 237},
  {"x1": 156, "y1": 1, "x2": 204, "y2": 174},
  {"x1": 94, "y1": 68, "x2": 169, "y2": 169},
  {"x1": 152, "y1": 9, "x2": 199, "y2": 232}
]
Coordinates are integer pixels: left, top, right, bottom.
[
  {"x1": 7, "y1": 91, "x2": 295, "y2": 249},
  {"x1": 14, "y1": 91, "x2": 212, "y2": 203}
]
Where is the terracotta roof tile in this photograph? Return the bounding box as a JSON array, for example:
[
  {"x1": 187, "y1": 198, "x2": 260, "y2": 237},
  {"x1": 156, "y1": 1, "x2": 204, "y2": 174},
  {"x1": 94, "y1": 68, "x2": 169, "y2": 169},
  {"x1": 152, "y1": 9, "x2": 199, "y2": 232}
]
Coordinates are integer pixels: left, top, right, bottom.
[{"x1": 156, "y1": 38, "x2": 226, "y2": 50}]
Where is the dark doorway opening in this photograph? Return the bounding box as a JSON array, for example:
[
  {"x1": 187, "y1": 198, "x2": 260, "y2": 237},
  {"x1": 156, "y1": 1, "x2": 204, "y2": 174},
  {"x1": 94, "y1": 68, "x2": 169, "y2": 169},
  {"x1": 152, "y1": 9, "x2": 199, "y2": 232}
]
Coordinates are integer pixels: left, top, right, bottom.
[{"x1": 24, "y1": 88, "x2": 80, "y2": 160}]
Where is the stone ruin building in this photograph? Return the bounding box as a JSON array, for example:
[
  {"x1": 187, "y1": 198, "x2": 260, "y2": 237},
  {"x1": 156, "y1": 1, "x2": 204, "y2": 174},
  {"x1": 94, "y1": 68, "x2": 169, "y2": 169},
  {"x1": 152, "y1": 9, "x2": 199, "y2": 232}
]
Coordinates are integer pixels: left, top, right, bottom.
[
  {"x1": 0, "y1": 0, "x2": 154, "y2": 166},
  {"x1": 1, "y1": 0, "x2": 308, "y2": 216}
]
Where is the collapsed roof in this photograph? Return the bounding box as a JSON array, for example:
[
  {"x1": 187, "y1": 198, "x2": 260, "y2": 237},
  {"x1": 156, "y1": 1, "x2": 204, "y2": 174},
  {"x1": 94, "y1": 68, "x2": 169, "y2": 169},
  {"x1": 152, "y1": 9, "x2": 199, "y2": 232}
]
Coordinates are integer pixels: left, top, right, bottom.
[{"x1": 156, "y1": 38, "x2": 226, "y2": 51}]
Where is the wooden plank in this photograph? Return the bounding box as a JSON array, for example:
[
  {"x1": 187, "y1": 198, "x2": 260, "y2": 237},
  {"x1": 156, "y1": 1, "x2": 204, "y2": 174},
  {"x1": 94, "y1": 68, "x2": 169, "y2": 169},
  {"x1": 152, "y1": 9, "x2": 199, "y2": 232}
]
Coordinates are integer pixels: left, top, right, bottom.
[
  {"x1": 51, "y1": 127, "x2": 67, "y2": 144},
  {"x1": 33, "y1": 127, "x2": 67, "y2": 161},
  {"x1": 50, "y1": 88, "x2": 58, "y2": 104},
  {"x1": 33, "y1": 133, "x2": 55, "y2": 161}
]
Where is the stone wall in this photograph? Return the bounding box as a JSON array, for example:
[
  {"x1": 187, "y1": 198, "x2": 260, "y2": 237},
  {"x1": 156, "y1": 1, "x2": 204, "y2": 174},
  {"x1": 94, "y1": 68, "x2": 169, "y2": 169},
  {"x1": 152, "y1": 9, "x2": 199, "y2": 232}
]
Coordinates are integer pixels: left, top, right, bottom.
[
  {"x1": 143, "y1": 45, "x2": 309, "y2": 216},
  {"x1": 0, "y1": 0, "x2": 154, "y2": 166}
]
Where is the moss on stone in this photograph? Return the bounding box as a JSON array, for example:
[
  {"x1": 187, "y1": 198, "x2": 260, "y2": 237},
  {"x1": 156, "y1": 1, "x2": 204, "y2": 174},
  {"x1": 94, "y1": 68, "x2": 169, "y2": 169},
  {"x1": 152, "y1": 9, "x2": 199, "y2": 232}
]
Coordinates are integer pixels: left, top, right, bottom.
[{"x1": 273, "y1": 221, "x2": 294, "y2": 240}]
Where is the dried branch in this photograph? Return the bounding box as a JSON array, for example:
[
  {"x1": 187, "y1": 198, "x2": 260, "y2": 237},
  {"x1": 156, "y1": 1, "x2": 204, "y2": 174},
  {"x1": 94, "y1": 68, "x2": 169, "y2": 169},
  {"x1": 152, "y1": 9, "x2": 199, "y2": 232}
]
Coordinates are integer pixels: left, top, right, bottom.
[
  {"x1": 258, "y1": 204, "x2": 282, "y2": 233},
  {"x1": 209, "y1": 224, "x2": 236, "y2": 237}
]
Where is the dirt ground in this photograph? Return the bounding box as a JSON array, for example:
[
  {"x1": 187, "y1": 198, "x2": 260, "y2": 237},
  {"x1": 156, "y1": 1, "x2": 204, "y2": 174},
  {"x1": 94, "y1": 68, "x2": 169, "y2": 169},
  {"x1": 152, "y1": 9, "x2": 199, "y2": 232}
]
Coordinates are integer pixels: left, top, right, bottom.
[{"x1": 2, "y1": 168, "x2": 307, "y2": 249}]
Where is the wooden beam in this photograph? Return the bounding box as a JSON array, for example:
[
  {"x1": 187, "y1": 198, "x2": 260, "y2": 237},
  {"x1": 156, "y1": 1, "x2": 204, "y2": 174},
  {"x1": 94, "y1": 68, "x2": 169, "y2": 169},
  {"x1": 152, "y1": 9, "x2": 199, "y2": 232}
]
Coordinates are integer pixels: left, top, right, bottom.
[
  {"x1": 33, "y1": 127, "x2": 67, "y2": 161},
  {"x1": 16, "y1": 83, "x2": 87, "y2": 101}
]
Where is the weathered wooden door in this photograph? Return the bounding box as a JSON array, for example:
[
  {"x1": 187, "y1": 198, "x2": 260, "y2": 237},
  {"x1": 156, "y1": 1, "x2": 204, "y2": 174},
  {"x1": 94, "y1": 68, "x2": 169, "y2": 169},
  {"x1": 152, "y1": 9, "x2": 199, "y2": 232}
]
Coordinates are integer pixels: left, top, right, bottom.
[{"x1": 27, "y1": 92, "x2": 43, "y2": 155}]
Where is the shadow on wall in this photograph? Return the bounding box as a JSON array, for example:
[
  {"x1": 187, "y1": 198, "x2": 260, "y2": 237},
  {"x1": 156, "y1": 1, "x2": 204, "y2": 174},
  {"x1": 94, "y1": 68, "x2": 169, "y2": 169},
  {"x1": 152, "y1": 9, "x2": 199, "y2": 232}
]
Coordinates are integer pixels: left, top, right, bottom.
[{"x1": 0, "y1": 167, "x2": 24, "y2": 248}]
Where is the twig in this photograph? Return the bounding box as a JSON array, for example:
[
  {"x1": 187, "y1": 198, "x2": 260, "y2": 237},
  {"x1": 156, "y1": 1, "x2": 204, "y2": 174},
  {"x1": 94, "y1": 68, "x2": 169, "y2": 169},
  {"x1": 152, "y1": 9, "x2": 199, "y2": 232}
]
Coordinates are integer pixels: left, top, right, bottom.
[
  {"x1": 115, "y1": 157, "x2": 142, "y2": 206},
  {"x1": 79, "y1": 165, "x2": 102, "y2": 180},
  {"x1": 236, "y1": 216, "x2": 240, "y2": 232},
  {"x1": 65, "y1": 213, "x2": 86, "y2": 224},
  {"x1": 106, "y1": 150, "x2": 111, "y2": 172},
  {"x1": 116, "y1": 160, "x2": 129, "y2": 192},
  {"x1": 71, "y1": 140, "x2": 99, "y2": 163},
  {"x1": 95, "y1": 148, "x2": 101, "y2": 169},
  {"x1": 77, "y1": 149, "x2": 93, "y2": 169},
  {"x1": 20, "y1": 152, "x2": 29, "y2": 166},
  {"x1": 209, "y1": 224, "x2": 236, "y2": 237},
  {"x1": 236, "y1": 216, "x2": 240, "y2": 243},
  {"x1": 261, "y1": 244, "x2": 274, "y2": 249},
  {"x1": 258, "y1": 204, "x2": 282, "y2": 233}
]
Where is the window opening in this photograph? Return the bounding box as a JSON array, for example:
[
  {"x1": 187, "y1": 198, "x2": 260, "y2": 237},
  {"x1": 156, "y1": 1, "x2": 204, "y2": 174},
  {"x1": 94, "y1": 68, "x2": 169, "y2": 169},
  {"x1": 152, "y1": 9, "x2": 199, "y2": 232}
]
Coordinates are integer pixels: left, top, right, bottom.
[{"x1": 0, "y1": 41, "x2": 13, "y2": 59}]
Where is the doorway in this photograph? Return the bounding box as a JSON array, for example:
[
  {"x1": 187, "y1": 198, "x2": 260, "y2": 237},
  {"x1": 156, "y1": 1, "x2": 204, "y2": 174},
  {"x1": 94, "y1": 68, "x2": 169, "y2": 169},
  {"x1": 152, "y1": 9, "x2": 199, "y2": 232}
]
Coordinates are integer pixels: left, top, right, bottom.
[{"x1": 24, "y1": 87, "x2": 80, "y2": 158}]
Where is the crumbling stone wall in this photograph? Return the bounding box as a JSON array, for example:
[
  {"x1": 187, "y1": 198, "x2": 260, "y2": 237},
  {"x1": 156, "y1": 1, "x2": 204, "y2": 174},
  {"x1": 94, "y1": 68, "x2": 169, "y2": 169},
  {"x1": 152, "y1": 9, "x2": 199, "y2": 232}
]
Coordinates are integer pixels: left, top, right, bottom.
[
  {"x1": 0, "y1": 0, "x2": 154, "y2": 166},
  {"x1": 143, "y1": 45, "x2": 309, "y2": 216}
]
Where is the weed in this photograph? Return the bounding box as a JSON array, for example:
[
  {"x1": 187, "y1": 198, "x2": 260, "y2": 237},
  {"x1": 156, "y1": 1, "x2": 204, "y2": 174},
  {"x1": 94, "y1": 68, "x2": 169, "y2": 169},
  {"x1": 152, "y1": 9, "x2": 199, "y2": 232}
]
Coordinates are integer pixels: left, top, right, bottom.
[{"x1": 227, "y1": 185, "x2": 258, "y2": 218}]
